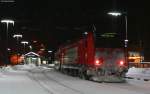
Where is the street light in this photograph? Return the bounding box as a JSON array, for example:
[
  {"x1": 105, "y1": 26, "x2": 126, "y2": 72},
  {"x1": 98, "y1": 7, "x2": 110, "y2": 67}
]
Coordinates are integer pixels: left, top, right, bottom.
[
  {"x1": 108, "y1": 11, "x2": 129, "y2": 68},
  {"x1": 107, "y1": 11, "x2": 128, "y2": 43},
  {"x1": 1, "y1": 19, "x2": 14, "y2": 25},
  {"x1": 0, "y1": 0, "x2": 15, "y2": 3},
  {"x1": 48, "y1": 50, "x2": 52, "y2": 53},
  {"x1": 107, "y1": 11, "x2": 122, "y2": 16},
  {"x1": 21, "y1": 41, "x2": 29, "y2": 54},
  {"x1": 29, "y1": 45, "x2": 32, "y2": 51},
  {"x1": 13, "y1": 34, "x2": 22, "y2": 39},
  {"x1": 21, "y1": 41, "x2": 28, "y2": 64},
  {"x1": 13, "y1": 34, "x2": 22, "y2": 64},
  {"x1": 1, "y1": 19, "x2": 14, "y2": 64}
]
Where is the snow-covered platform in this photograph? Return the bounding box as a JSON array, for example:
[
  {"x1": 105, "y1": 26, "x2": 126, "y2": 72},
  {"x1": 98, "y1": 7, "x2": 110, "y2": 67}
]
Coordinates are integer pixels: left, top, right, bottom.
[
  {"x1": 0, "y1": 65, "x2": 150, "y2": 94},
  {"x1": 126, "y1": 67, "x2": 150, "y2": 81}
]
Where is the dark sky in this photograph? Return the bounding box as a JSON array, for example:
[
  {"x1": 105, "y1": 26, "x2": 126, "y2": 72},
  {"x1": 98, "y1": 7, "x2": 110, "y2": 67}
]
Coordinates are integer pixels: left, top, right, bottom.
[{"x1": 0, "y1": 0, "x2": 150, "y2": 60}]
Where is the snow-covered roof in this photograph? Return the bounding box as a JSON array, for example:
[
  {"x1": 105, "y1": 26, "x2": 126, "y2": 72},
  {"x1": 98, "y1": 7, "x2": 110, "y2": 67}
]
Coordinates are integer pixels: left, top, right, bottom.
[{"x1": 24, "y1": 52, "x2": 40, "y2": 57}]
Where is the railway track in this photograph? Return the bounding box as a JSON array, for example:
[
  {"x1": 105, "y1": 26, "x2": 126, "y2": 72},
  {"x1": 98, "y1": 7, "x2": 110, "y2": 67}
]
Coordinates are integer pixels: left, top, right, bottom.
[{"x1": 28, "y1": 69, "x2": 84, "y2": 94}]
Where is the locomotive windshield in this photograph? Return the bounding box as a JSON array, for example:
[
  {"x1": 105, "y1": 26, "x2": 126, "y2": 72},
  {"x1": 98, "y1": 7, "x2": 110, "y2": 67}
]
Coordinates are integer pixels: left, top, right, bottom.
[
  {"x1": 94, "y1": 32, "x2": 123, "y2": 48},
  {"x1": 90, "y1": 24, "x2": 125, "y2": 48}
]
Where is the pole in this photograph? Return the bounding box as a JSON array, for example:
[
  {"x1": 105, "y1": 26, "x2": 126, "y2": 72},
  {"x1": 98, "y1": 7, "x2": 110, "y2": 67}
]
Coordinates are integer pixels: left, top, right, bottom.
[
  {"x1": 124, "y1": 15, "x2": 129, "y2": 68},
  {"x1": 23, "y1": 44, "x2": 25, "y2": 54},
  {"x1": 23, "y1": 43, "x2": 26, "y2": 64},
  {"x1": 1, "y1": 19, "x2": 14, "y2": 65},
  {"x1": 125, "y1": 15, "x2": 128, "y2": 42},
  {"x1": 107, "y1": 11, "x2": 129, "y2": 68},
  {"x1": 6, "y1": 23, "x2": 9, "y2": 65},
  {"x1": 13, "y1": 34, "x2": 22, "y2": 64},
  {"x1": 16, "y1": 37, "x2": 19, "y2": 64},
  {"x1": 21, "y1": 41, "x2": 28, "y2": 53}
]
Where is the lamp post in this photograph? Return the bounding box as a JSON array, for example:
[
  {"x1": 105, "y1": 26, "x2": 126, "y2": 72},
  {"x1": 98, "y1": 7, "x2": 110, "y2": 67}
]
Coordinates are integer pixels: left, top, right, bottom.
[
  {"x1": 108, "y1": 11, "x2": 129, "y2": 68},
  {"x1": 48, "y1": 50, "x2": 53, "y2": 63},
  {"x1": 13, "y1": 34, "x2": 22, "y2": 64},
  {"x1": 21, "y1": 41, "x2": 28, "y2": 64},
  {"x1": 48, "y1": 50, "x2": 52, "y2": 53},
  {"x1": 21, "y1": 41, "x2": 29, "y2": 54},
  {"x1": 1, "y1": 19, "x2": 14, "y2": 64}
]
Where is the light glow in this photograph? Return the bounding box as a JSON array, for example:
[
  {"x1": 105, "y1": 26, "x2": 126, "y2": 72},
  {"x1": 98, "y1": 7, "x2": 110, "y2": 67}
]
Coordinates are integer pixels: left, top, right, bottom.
[
  {"x1": 124, "y1": 39, "x2": 128, "y2": 42},
  {"x1": 48, "y1": 50, "x2": 52, "y2": 53},
  {"x1": 1, "y1": 19, "x2": 14, "y2": 26},
  {"x1": 128, "y1": 56, "x2": 141, "y2": 59},
  {"x1": 84, "y1": 32, "x2": 88, "y2": 35},
  {"x1": 29, "y1": 45, "x2": 32, "y2": 50},
  {"x1": 95, "y1": 60, "x2": 100, "y2": 66},
  {"x1": 33, "y1": 40, "x2": 37, "y2": 43},
  {"x1": 21, "y1": 41, "x2": 29, "y2": 44},
  {"x1": 119, "y1": 61, "x2": 124, "y2": 66},
  {"x1": 13, "y1": 34, "x2": 22, "y2": 38},
  {"x1": 108, "y1": 11, "x2": 122, "y2": 16},
  {"x1": 40, "y1": 48, "x2": 45, "y2": 51},
  {"x1": 0, "y1": 0, "x2": 15, "y2": 3},
  {"x1": 7, "y1": 48, "x2": 11, "y2": 51}
]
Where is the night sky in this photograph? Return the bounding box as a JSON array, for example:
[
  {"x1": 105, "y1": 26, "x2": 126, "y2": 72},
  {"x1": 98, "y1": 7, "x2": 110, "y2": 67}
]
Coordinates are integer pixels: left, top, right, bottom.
[{"x1": 0, "y1": 0, "x2": 150, "y2": 61}]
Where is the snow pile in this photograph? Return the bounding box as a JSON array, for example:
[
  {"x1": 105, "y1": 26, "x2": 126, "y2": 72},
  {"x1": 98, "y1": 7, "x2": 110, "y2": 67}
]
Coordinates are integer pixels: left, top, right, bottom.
[
  {"x1": 0, "y1": 64, "x2": 37, "y2": 77},
  {"x1": 0, "y1": 66, "x2": 16, "y2": 72},
  {"x1": 4, "y1": 66, "x2": 14, "y2": 72},
  {"x1": 0, "y1": 71, "x2": 4, "y2": 77},
  {"x1": 40, "y1": 64, "x2": 54, "y2": 69},
  {"x1": 126, "y1": 67, "x2": 150, "y2": 80},
  {"x1": 13, "y1": 64, "x2": 36, "y2": 70}
]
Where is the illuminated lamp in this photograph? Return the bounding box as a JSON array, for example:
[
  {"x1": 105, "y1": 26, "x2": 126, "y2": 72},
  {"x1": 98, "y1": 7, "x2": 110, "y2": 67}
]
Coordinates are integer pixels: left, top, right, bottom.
[
  {"x1": 95, "y1": 59, "x2": 100, "y2": 66},
  {"x1": 119, "y1": 61, "x2": 124, "y2": 66}
]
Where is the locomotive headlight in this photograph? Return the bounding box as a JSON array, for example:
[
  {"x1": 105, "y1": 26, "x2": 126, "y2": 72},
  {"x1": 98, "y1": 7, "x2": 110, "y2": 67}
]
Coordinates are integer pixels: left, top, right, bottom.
[
  {"x1": 95, "y1": 60, "x2": 100, "y2": 66},
  {"x1": 119, "y1": 61, "x2": 124, "y2": 66}
]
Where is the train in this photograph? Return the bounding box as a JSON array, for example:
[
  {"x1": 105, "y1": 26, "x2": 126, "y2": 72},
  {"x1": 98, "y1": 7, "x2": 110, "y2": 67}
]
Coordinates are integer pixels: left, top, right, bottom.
[{"x1": 54, "y1": 31, "x2": 128, "y2": 82}]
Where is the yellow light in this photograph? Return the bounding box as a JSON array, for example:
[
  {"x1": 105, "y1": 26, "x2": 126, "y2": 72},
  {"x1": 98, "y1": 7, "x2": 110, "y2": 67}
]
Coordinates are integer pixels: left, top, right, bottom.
[{"x1": 128, "y1": 56, "x2": 141, "y2": 59}]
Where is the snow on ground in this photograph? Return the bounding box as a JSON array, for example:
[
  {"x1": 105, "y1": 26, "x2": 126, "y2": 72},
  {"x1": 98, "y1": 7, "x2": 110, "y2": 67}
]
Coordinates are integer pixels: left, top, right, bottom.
[
  {"x1": 0, "y1": 72, "x2": 51, "y2": 94},
  {"x1": 0, "y1": 66, "x2": 16, "y2": 72},
  {"x1": 41, "y1": 69, "x2": 150, "y2": 94},
  {"x1": 12, "y1": 64, "x2": 36, "y2": 70},
  {"x1": 0, "y1": 65, "x2": 150, "y2": 94},
  {"x1": 0, "y1": 65, "x2": 51, "y2": 94},
  {"x1": 126, "y1": 67, "x2": 150, "y2": 80}
]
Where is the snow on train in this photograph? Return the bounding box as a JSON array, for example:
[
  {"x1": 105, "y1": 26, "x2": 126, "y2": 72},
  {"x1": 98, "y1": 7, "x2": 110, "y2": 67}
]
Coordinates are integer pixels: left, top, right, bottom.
[{"x1": 54, "y1": 31, "x2": 128, "y2": 82}]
